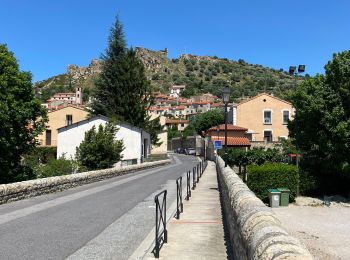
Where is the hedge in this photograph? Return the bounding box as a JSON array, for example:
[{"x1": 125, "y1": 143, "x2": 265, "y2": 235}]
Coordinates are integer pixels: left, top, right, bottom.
[{"x1": 247, "y1": 163, "x2": 299, "y2": 203}]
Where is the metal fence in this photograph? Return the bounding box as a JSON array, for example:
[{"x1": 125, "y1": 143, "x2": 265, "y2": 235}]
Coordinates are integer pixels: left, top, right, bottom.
[
  {"x1": 153, "y1": 190, "x2": 167, "y2": 258},
  {"x1": 152, "y1": 158, "x2": 207, "y2": 258},
  {"x1": 186, "y1": 170, "x2": 191, "y2": 200},
  {"x1": 176, "y1": 176, "x2": 183, "y2": 219}
]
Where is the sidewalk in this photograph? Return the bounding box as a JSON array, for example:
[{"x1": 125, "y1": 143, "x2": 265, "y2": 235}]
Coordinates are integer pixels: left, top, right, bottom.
[{"x1": 147, "y1": 161, "x2": 229, "y2": 260}]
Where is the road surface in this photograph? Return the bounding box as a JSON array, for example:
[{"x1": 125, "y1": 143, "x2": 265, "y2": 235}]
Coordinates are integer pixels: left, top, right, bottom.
[{"x1": 0, "y1": 154, "x2": 198, "y2": 260}]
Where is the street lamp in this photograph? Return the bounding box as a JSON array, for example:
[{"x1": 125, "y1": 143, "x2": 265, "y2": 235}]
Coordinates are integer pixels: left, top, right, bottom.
[
  {"x1": 289, "y1": 65, "x2": 306, "y2": 196},
  {"x1": 222, "y1": 87, "x2": 230, "y2": 167}
]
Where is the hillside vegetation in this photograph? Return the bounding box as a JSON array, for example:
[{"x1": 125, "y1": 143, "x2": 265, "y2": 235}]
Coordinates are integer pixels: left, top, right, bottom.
[{"x1": 34, "y1": 47, "x2": 306, "y2": 102}]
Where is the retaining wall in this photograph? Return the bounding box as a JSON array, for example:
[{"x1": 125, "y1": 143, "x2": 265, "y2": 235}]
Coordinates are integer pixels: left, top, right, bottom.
[
  {"x1": 216, "y1": 156, "x2": 313, "y2": 260},
  {"x1": 0, "y1": 159, "x2": 171, "y2": 204}
]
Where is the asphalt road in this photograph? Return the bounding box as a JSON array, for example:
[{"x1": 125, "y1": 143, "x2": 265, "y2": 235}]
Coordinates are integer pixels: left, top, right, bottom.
[{"x1": 0, "y1": 154, "x2": 199, "y2": 260}]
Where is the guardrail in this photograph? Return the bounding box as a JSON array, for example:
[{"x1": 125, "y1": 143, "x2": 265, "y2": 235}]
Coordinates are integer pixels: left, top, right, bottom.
[
  {"x1": 153, "y1": 190, "x2": 168, "y2": 258},
  {"x1": 176, "y1": 176, "x2": 183, "y2": 219},
  {"x1": 186, "y1": 170, "x2": 191, "y2": 200},
  {"x1": 192, "y1": 167, "x2": 196, "y2": 190},
  {"x1": 152, "y1": 157, "x2": 207, "y2": 258},
  {"x1": 197, "y1": 163, "x2": 200, "y2": 183}
]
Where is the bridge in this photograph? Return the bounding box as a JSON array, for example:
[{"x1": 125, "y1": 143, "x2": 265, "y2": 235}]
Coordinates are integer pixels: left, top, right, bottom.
[{"x1": 0, "y1": 154, "x2": 312, "y2": 259}]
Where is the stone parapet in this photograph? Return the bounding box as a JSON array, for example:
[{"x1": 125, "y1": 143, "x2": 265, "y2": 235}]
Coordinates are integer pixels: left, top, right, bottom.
[
  {"x1": 216, "y1": 156, "x2": 313, "y2": 260},
  {"x1": 0, "y1": 159, "x2": 171, "y2": 204}
]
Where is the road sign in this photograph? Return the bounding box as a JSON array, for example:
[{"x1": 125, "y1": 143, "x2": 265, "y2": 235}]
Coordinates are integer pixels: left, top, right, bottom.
[{"x1": 214, "y1": 140, "x2": 222, "y2": 150}]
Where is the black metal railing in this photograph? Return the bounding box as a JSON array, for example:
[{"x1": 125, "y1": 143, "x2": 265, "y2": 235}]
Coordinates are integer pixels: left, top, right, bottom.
[
  {"x1": 192, "y1": 167, "x2": 196, "y2": 190},
  {"x1": 197, "y1": 163, "x2": 200, "y2": 183},
  {"x1": 153, "y1": 190, "x2": 167, "y2": 258},
  {"x1": 176, "y1": 176, "x2": 183, "y2": 219},
  {"x1": 186, "y1": 170, "x2": 191, "y2": 200}
]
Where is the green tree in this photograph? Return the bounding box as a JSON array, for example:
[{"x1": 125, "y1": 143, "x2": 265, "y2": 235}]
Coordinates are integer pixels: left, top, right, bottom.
[
  {"x1": 91, "y1": 17, "x2": 161, "y2": 145},
  {"x1": 92, "y1": 17, "x2": 151, "y2": 127},
  {"x1": 0, "y1": 44, "x2": 47, "y2": 183},
  {"x1": 189, "y1": 109, "x2": 225, "y2": 136},
  {"x1": 289, "y1": 50, "x2": 350, "y2": 194},
  {"x1": 76, "y1": 123, "x2": 124, "y2": 171}
]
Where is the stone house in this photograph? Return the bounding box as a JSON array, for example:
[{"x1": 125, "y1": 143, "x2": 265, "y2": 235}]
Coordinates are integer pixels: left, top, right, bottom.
[
  {"x1": 234, "y1": 93, "x2": 293, "y2": 142},
  {"x1": 57, "y1": 115, "x2": 151, "y2": 166},
  {"x1": 37, "y1": 105, "x2": 89, "y2": 147}
]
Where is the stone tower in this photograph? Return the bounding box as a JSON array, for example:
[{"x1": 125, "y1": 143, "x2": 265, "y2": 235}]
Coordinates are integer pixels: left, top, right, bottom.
[{"x1": 75, "y1": 87, "x2": 83, "y2": 105}]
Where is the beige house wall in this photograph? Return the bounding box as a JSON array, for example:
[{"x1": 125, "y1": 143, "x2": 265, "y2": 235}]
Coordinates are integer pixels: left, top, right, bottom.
[
  {"x1": 149, "y1": 115, "x2": 168, "y2": 154},
  {"x1": 236, "y1": 94, "x2": 293, "y2": 142},
  {"x1": 37, "y1": 106, "x2": 89, "y2": 146}
]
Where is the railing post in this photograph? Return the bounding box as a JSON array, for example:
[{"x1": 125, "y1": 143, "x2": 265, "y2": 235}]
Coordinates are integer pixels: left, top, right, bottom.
[
  {"x1": 176, "y1": 176, "x2": 183, "y2": 219},
  {"x1": 153, "y1": 190, "x2": 167, "y2": 258},
  {"x1": 192, "y1": 167, "x2": 196, "y2": 190},
  {"x1": 197, "y1": 163, "x2": 200, "y2": 183},
  {"x1": 186, "y1": 170, "x2": 191, "y2": 200}
]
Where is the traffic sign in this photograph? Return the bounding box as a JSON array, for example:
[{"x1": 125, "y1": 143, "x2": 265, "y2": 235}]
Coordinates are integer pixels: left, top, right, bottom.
[{"x1": 214, "y1": 140, "x2": 222, "y2": 150}]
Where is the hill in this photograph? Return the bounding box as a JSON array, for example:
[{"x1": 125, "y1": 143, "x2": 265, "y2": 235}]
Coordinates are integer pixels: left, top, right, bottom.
[{"x1": 34, "y1": 47, "x2": 306, "y2": 102}]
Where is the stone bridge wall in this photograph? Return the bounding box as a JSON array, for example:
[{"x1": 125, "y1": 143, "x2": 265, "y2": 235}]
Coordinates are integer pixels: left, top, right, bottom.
[
  {"x1": 216, "y1": 156, "x2": 313, "y2": 260},
  {"x1": 0, "y1": 159, "x2": 171, "y2": 205}
]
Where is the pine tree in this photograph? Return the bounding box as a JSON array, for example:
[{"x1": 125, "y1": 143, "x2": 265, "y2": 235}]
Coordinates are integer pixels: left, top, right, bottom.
[{"x1": 91, "y1": 17, "x2": 152, "y2": 127}]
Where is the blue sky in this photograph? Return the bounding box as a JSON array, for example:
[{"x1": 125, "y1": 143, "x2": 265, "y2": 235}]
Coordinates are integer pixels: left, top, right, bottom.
[{"x1": 1, "y1": 0, "x2": 349, "y2": 82}]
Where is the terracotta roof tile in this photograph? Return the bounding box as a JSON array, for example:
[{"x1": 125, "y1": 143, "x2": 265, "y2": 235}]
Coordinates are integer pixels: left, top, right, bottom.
[
  {"x1": 211, "y1": 136, "x2": 251, "y2": 146},
  {"x1": 208, "y1": 124, "x2": 248, "y2": 131},
  {"x1": 165, "y1": 119, "x2": 189, "y2": 124}
]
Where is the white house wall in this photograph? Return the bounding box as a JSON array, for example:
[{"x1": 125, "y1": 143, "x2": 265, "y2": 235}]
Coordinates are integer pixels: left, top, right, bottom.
[
  {"x1": 57, "y1": 118, "x2": 149, "y2": 165},
  {"x1": 57, "y1": 118, "x2": 108, "y2": 159}
]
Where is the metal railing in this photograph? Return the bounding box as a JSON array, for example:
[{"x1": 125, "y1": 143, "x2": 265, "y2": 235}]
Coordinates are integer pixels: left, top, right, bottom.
[
  {"x1": 192, "y1": 167, "x2": 196, "y2": 190},
  {"x1": 197, "y1": 163, "x2": 200, "y2": 183},
  {"x1": 176, "y1": 176, "x2": 183, "y2": 219},
  {"x1": 153, "y1": 190, "x2": 168, "y2": 258},
  {"x1": 186, "y1": 170, "x2": 191, "y2": 200}
]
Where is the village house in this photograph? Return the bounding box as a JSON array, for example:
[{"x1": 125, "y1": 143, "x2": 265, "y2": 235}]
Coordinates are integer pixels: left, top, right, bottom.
[
  {"x1": 47, "y1": 87, "x2": 83, "y2": 107},
  {"x1": 37, "y1": 105, "x2": 89, "y2": 147},
  {"x1": 165, "y1": 118, "x2": 189, "y2": 132},
  {"x1": 233, "y1": 93, "x2": 293, "y2": 142},
  {"x1": 149, "y1": 115, "x2": 168, "y2": 154},
  {"x1": 57, "y1": 115, "x2": 151, "y2": 166},
  {"x1": 207, "y1": 124, "x2": 251, "y2": 150},
  {"x1": 169, "y1": 85, "x2": 186, "y2": 98}
]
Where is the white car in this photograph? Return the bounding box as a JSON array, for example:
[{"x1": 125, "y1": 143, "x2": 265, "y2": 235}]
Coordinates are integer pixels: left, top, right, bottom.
[{"x1": 186, "y1": 148, "x2": 196, "y2": 155}]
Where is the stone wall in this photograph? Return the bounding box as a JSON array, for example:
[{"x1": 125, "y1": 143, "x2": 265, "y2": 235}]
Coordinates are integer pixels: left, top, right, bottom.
[
  {"x1": 216, "y1": 156, "x2": 313, "y2": 260},
  {"x1": 0, "y1": 159, "x2": 171, "y2": 205}
]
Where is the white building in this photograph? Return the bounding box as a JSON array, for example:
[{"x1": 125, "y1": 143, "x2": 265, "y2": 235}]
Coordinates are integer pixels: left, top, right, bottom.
[
  {"x1": 170, "y1": 85, "x2": 186, "y2": 98},
  {"x1": 57, "y1": 115, "x2": 151, "y2": 166}
]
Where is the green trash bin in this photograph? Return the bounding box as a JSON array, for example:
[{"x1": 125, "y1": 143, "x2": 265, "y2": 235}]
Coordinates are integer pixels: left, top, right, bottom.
[
  {"x1": 268, "y1": 189, "x2": 281, "y2": 208},
  {"x1": 278, "y1": 188, "x2": 290, "y2": 206}
]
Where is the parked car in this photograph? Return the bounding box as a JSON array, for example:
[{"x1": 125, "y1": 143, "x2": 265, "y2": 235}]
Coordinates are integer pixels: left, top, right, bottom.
[
  {"x1": 186, "y1": 148, "x2": 196, "y2": 155},
  {"x1": 175, "y1": 148, "x2": 186, "y2": 154}
]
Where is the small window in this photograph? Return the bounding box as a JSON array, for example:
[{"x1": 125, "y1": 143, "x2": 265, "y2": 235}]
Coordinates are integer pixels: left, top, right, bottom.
[
  {"x1": 283, "y1": 110, "x2": 289, "y2": 124},
  {"x1": 66, "y1": 115, "x2": 73, "y2": 126},
  {"x1": 45, "y1": 130, "x2": 52, "y2": 146},
  {"x1": 264, "y1": 131, "x2": 273, "y2": 142},
  {"x1": 264, "y1": 110, "x2": 272, "y2": 124},
  {"x1": 181, "y1": 124, "x2": 184, "y2": 127}
]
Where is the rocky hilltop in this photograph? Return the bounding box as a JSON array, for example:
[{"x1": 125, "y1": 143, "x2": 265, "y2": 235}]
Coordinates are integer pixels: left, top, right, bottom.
[{"x1": 35, "y1": 47, "x2": 305, "y2": 102}]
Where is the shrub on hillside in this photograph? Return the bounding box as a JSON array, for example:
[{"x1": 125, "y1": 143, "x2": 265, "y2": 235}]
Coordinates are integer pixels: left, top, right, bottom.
[{"x1": 247, "y1": 163, "x2": 299, "y2": 203}]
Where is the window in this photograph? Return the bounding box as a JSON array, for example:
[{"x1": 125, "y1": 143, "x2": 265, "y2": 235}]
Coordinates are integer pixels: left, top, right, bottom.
[
  {"x1": 264, "y1": 110, "x2": 272, "y2": 124},
  {"x1": 66, "y1": 115, "x2": 73, "y2": 126},
  {"x1": 45, "y1": 130, "x2": 52, "y2": 146},
  {"x1": 181, "y1": 124, "x2": 184, "y2": 127},
  {"x1": 283, "y1": 110, "x2": 289, "y2": 124},
  {"x1": 264, "y1": 130, "x2": 273, "y2": 142}
]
